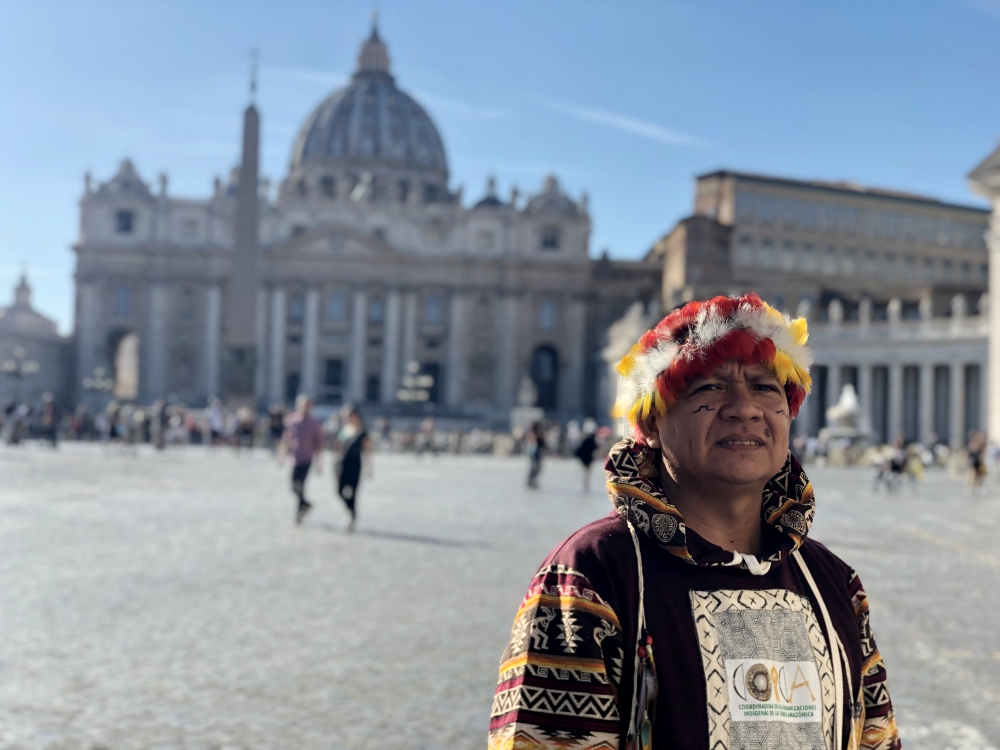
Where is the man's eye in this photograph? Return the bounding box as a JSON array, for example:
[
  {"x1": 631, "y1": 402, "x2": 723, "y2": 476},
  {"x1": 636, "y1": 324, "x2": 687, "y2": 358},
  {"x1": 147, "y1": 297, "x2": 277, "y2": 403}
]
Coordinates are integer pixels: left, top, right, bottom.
[
  {"x1": 695, "y1": 383, "x2": 721, "y2": 392},
  {"x1": 755, "y1": 384, "x2": 781, "y2": 393}
]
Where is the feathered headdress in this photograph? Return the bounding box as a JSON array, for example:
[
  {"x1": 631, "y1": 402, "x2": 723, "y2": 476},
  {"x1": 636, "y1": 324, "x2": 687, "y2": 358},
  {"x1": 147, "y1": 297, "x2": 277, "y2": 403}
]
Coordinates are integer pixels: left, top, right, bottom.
[{"x1": 614, "y1": 293, "x2": 812, "y2": 428}]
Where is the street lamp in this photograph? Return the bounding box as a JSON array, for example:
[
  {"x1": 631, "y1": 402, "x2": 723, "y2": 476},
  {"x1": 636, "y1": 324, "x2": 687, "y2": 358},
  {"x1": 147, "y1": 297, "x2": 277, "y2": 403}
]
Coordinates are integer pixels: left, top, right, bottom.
[
  {"x1": 1, "y1": 346, "x2": 40, "y2": 404},
  {"x1": 82, "y1": 366, "x2": 114, "y2": 401},
  {"x1": 395, "y1": 360, "x2": 434, "y2": 403}
]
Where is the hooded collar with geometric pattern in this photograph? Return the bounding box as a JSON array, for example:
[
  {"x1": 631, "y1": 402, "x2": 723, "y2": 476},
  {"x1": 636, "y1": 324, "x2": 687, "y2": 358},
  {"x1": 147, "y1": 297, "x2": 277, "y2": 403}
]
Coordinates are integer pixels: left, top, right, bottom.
[{"x1": 604, "y1": 437, "x2": 816, "y2": 569}]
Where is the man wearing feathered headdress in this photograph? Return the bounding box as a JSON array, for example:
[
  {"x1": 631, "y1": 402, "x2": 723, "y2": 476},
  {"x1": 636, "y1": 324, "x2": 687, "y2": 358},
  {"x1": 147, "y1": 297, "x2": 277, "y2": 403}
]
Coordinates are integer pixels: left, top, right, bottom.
[{"x1": 489, "y1": 294, "x2": 900, "y2": 750}]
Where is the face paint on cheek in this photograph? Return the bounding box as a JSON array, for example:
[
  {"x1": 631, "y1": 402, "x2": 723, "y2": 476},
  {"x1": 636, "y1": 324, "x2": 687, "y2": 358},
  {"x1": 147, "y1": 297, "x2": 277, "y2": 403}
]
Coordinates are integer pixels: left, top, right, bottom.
[
  {"x1": 776, "y1": 409, "x2": 788, "y2": 419},
  {"x1": 692, "y1": 405, "x2": 716, "y2": 414},
  {"x1": 764, "y1": 428, "x2": 772, "y2": 438}
]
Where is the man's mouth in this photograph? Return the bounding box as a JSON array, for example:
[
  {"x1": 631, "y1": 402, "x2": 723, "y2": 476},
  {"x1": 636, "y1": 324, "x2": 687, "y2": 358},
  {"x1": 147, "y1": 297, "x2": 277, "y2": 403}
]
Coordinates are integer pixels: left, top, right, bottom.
[{"x1": 718, "y1": 438, "x2": 764, "y2": 446}]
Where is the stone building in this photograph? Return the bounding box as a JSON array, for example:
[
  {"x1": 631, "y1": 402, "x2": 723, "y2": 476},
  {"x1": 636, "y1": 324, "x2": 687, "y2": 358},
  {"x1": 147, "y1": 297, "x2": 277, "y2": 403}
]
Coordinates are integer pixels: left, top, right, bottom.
[
  {"x1": 72, "y1": 24, "x2": 659, "y2": 423},
  {"x1": 649, "y1": 170, "x2": 991, "y2": 444},
  {"x1": 805, "y1": 297, "x2": 986, "y2": 445},
  {"x1": 969, "y1": 142, "x2": 1000, "y2": 445},
  {"x1": 0, "y1": 275, "x2": 70, "y2": 405}
]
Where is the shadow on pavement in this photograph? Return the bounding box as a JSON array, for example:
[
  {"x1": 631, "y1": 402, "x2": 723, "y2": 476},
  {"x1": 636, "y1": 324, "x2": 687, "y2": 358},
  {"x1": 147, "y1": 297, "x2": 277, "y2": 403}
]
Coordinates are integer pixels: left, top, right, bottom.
[{"x1": 313, "y1": 522, "x2": 490, "y2": 549}]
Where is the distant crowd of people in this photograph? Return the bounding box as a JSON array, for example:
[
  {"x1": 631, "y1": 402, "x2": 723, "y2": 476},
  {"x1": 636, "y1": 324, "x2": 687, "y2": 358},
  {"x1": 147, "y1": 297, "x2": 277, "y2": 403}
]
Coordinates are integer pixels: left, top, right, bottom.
[
  {"x1": 792, "y1": 428, "x2": 997, "y2": 495},
  {"x1": 0, "y1": 394, "x2": 622, "y2": 526},
  {"x1": 0, "y1": 395, "x2": 615, "y2": 462}
]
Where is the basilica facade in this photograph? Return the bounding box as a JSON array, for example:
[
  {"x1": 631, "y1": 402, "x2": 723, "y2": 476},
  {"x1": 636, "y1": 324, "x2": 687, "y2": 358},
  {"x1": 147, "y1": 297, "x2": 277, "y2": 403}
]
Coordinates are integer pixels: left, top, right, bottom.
[{"x1": 72, "y1": 25, "x2": 659, "y2": 423}]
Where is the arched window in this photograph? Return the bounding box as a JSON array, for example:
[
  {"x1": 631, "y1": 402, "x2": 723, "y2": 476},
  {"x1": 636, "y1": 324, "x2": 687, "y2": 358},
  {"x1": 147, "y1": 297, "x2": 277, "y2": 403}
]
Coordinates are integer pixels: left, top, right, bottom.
[{"x1": 531, "y1": 345, "x2": 559, "y2": 410}]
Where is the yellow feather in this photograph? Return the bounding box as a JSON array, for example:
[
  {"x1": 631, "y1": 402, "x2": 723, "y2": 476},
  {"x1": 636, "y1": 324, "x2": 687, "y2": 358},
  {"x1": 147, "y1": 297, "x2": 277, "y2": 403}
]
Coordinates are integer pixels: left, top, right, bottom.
[
  {"x1": 615, "y1": 350, "x2": 636, "y2": 377},
  {"x1": 789, "y1": 317, "x2": 809, "y2": 345},
  {"x1": 649, "y1": 389, "x2": 664, "y2": 418},
  {"x1": 626, "y1": 400, "x2": 640, "y2": 425},
  {"x1": 773, "y1": 352, "x2": 796, "y2": 385},
  {"x1": 795, "y1": 365, "x2": 813, "y2": 392}
]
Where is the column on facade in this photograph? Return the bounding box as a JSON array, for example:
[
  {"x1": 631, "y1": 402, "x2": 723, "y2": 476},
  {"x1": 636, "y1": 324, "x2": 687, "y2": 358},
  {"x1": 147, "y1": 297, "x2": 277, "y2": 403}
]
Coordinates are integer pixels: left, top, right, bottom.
[
  {"x1": 254, "y1": 288, "x2": 267, "y2": 401},
  {"x1": 300, "y1": 287, "x2": 320, "y2": 398},
  {"x1": 380, "y1": 289, "x2": 402, "y2": 404},
  {"x1": 950, "y1": 360, "x2": 965, "y2": 447},
  {"x1": 826, "y1": 361, "x2": 842, "y2": 412},
  {"x1": 561, "y1": 298, "x2": 587, "y2": 415},
  {"x1": 203, "y1": 284, "x2": 221, "y2": 399},
  {"x1": 77, "y1": 282, "x2": 100, "y2": 398},
  {"x1": 496, "y1": 294, "x2": 520, "y2": 410},
  {"x1": 401, "y1": 290, "x2": 418, "y2": 371},
  {"x1": 349, "y1": 289, "x2": 368, "y2": 403},
  {"x1": 919, "y1": 362, "x2": 934, "y2": 445},
  {"x1": 857, "y1": 363, "x2": 873, "y2": 437},
  {"x1": 984, "y1": 360, "x2": 991, "y2": 438},
  {"x1": 991, "y1": 227, "x2": 1000, "y2": 443},
  {"x1": 446, "y1": 291, "x2": 467, "y2": 406},
  {"x1": 888, "y1": 363, "x2": 903, "y2": 443},
  {"x1": 794, "y1": 392, "x2": 814, "y2": 438},
  {"x1": 145, "y1": 283, "x2": 169, "y2": 400},
  {"x1": 267, "y1": 286, "x2": 286, "y2": 404}
]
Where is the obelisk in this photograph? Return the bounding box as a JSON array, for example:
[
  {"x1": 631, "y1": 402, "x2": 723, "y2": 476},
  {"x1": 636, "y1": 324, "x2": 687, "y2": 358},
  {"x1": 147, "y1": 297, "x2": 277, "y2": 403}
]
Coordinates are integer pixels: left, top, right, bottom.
[{"x1": 223, "y1": 65, "x2": 261, "y2": 403}]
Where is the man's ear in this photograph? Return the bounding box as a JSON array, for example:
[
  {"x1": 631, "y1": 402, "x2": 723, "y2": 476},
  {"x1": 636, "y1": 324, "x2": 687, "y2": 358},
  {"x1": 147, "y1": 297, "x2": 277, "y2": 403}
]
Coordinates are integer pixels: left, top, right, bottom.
[{"x1": 636, "y1": 411, "x2": 661, "y2": 448}]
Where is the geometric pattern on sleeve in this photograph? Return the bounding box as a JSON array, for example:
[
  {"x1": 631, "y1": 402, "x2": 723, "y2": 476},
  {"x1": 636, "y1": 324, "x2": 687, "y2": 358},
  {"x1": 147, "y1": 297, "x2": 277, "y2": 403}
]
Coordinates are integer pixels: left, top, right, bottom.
[
  {"x1": 489, "y1": 564, "x2": 624, "y2": 750},
  {"x1": 848, "y1": 570, "x2": 901, "y2": 750}
]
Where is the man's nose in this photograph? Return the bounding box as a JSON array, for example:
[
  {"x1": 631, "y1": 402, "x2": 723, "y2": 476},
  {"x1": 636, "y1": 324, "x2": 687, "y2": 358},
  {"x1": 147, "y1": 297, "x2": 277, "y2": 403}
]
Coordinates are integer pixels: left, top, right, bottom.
[{"x1": 718, "y1": 385, "x2": 763, "y2": 420}]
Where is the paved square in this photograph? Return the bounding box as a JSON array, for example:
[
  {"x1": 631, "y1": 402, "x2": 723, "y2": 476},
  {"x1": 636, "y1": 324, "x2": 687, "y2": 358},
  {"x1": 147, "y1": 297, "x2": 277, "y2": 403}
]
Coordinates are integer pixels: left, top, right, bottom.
[{"x1": 0, "y1": 444, "x2": 997, "y2": 749}]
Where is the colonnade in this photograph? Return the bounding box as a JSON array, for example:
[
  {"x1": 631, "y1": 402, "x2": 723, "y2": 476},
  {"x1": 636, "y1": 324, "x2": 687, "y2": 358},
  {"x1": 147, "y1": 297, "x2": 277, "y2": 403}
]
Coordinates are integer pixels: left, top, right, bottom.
[{"x1": 805, "y1": 358, "x2": 985, "y2": 446}]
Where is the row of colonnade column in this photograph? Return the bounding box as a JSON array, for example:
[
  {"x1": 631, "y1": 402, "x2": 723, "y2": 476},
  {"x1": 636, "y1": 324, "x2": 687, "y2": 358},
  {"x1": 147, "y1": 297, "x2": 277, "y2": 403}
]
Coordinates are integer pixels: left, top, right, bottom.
[{"x1": 809, "y1": 359, "x2": 980, "y2": 446}]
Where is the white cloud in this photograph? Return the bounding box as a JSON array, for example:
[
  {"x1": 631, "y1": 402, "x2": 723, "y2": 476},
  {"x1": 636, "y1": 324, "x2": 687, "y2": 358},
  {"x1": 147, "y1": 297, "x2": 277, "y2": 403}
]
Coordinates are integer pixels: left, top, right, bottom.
[
  {"x1": 265, "y1": 122, "x2": 299, "y2": 138},
  {"x1": 957, "y1": 0, "x2": 1000, "y2": 21},
  {"x1": 412, "y1": 90, "x2": 510, "y2": 121},
  {"x1": 547, "y1": 100, "x2": 708, "y2": 148},
  {"x1": 454, "y1": 154, "x2": 587, "y2": 181},
  {"x1": 262, "y1": 65, "x2": 347, "y2": 88},
  {"x1": 163, "y1": 142, "x2": 236, "y2": 157}
]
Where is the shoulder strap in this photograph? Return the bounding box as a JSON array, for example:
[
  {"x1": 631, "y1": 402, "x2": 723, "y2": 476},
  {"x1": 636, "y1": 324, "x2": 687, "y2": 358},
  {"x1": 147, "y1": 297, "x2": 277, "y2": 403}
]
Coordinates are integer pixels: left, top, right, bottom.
[
  {"x1": 793, "y1": 548, "x2": 855, "y2": 750},
  {"x1": 625, "y1": 519, "x2": 656, "y2": 750}
]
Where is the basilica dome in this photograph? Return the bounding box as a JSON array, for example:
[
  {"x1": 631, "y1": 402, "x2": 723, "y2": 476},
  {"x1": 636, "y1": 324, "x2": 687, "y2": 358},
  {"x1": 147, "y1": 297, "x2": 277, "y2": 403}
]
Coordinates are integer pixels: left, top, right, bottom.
[{"x1": 289, "y1": 26, "x2": 448, "y2": 180}]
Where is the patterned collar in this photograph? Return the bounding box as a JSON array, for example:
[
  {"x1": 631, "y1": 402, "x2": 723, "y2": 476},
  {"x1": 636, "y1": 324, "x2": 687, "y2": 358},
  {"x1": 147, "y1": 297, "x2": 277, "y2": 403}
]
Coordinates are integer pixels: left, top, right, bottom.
[{"x1": 604, "y1": 438, "x2": 816, "y2": 567}]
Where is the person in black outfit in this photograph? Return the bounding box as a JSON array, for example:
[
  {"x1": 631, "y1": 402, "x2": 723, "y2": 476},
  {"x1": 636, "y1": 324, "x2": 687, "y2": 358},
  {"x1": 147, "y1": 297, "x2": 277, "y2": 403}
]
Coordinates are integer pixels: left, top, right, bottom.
[
  {"x1": 336, "y1": 408, "x2": 371, "y2": 531},
  {"x1": 573, "y1": 426, "x2": 599, "y2": 493},
  {"x1": 526, "y1": 421, "x2": 545, "y2": 489}
]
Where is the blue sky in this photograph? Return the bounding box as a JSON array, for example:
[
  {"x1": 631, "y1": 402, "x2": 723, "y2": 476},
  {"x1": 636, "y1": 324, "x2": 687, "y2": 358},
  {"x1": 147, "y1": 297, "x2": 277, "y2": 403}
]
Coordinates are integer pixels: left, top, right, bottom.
[{"x1": 3, "y1": 0, "x2": 1000, "y2": 333}]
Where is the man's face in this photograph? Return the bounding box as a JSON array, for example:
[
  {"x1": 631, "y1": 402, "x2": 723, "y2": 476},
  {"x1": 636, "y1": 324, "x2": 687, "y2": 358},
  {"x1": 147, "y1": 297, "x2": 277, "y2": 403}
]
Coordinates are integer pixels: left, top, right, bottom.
[{"x1": 646, "y1": 360, "x2": 791, "y2": 489}]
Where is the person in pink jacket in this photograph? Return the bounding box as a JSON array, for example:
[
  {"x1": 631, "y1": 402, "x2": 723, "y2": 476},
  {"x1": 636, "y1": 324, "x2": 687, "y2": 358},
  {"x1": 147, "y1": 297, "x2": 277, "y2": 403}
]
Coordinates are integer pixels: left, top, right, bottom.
[{"x1": 282, "y1": 395, "x2": 325, "y2": 525}]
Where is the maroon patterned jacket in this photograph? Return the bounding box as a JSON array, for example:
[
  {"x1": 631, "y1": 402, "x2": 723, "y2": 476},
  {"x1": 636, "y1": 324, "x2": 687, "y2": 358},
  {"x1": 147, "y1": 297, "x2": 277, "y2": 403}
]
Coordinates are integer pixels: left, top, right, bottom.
[{"x1": 489, "y1": 439, "x2": 900, "y2": 750}]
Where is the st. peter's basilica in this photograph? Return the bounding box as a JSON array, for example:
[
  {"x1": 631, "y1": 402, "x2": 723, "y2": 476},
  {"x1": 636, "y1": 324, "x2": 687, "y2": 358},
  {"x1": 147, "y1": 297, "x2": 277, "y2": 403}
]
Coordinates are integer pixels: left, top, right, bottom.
[{"x1": 72, "y1": 24, "x2": 659, "y2": 422}]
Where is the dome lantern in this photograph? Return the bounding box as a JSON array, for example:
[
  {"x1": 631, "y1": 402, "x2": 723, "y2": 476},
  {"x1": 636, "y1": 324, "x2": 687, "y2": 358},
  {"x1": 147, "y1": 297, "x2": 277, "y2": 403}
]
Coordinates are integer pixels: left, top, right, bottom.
[
  {"x1": 356, "y1": 23, "x2": 391, "y2": 78},
  {"x1": 287, "y1": 24, "x2": 448, "y2": 184}
]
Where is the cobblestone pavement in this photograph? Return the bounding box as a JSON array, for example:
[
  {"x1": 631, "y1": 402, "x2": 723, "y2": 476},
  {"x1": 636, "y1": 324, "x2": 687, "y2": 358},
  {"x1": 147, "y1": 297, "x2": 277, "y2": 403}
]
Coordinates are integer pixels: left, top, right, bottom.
[{"x1": 0, "y1": 443, "x2": 997, "y2": 749}]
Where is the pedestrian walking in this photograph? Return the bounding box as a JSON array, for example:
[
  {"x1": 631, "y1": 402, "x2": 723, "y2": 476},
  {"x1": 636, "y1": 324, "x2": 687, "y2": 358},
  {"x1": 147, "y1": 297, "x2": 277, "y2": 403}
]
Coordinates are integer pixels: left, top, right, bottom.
[
  {"x1": 39, "y1": 393, "x2": 58, "y2": 448},
  {"x1": 573, "y1": 419, "x2": 599, "y2": 493},
  {"x1": 335, "y1": 407, "x2": 370, "y2": 531},
  {"x1": 207, "y1": 399, "x2": 226, "y2": 446},
  {"x1": 968, "y1": 430, "x2": 988, "y2": 495},
  {"x1": 489, "y1": 294, "x2": 900, "y2": 750},
  {"x1": 282, "y1": 395, "x2": 324, "y2": 525},
  {"x1": 267, "y1": 404, "x2": 286, "y2": 454},
  {"x1": 525, "y1": 421, "x2": 545, "y2": 488}
]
